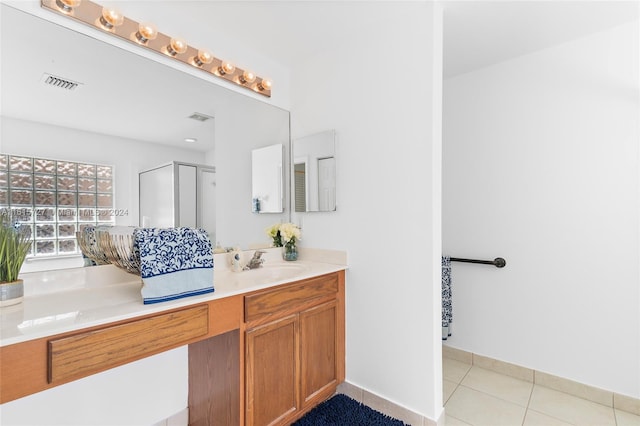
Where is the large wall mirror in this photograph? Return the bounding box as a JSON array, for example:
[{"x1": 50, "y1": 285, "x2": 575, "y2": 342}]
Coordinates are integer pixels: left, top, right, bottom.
[
  {"x1": 0, "y1": 4, "x2": 290, "y2": 272},
  {"x1": 292, "y1": 130, "x2": 337, "y2": 212}
]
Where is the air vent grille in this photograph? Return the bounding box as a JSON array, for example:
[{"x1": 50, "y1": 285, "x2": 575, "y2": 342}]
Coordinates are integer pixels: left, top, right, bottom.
[
  {"x1": 188, "y1": 113, "x2": 213, "y2": 122},
  {"x1": 42, "y1": 73, "x2": 82, "y2": 91}
]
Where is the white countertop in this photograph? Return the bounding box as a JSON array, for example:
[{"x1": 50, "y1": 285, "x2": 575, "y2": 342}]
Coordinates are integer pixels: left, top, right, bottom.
[{"x1": 0, "y1": 248, "x2": 347, "y2": 347}]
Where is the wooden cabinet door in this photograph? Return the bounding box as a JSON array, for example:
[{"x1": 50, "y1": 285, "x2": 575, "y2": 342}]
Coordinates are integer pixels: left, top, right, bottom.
[
  {"x1": 299, "y1": 300, "x2": 338, "y2": 407},
  {"x1": 245, "y1": 315, "x2": 299, "y2": 426}
]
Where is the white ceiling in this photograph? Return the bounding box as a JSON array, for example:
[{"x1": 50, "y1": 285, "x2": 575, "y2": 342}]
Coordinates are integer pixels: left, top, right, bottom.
[
  {"x1": 1, "y1": 1, "x2": 638, "y2": 147},
  {"x1": 442, "y1": 1, "x2": 639, "y2": 78},
  {"x1": 119, "y1": 1, "x2": 639, "y2": 77},
  {"x1": 109, "y1": 1, "x2": 406, "y2": 70}
]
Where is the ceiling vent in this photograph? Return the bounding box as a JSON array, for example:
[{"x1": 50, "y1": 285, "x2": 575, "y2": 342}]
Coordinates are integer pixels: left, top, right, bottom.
[
  {"x1": 41, "y1": 73, "x2": 82, "y2": 91},
  {"x1": 188, "y1": 113, "x2": 213, "y2": 122}
]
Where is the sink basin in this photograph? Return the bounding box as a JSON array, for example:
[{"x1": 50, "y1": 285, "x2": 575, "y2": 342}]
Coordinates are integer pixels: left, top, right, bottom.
[
  {"x1": 214, "y1": 262, "x2": 312, "y2": 290},
  {"x1": 246, "y1": 263, "x2": 309, "y2": 281}
]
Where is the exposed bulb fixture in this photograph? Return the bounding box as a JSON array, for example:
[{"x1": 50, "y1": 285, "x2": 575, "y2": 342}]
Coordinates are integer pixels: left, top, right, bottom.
[
  {"x1": 99, "y1": 6, "x2": 124, "y2": 30},
  {"x1": 257, "y1": 79, "x2": 272, "y2": 92},
  {"x1": 217, "y1": 62, "x2": 235, "y2": 76},
  {"x1": 192, "y1": 49, "x2": 213, "y2": 67},
  {"x1": 239, "y1": 70, "x2": 256, "y2": 84},
  {"x1": 135, "y1": 22, "x2": 158, "y2": 44},
  {"x1": 41, "y1": 0, "x2": 272, "y2": 97},
  {"x1": 56, "y1": 0, "x2": 81, "y2": 13},
  {"x1": 166, "y1": 37, "x2": 188, "y2": 56}
]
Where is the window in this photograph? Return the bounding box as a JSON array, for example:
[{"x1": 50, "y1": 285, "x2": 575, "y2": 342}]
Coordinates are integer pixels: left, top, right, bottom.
[{"x1": 0, "y1": 154, "x2": 115, "y2": 258}]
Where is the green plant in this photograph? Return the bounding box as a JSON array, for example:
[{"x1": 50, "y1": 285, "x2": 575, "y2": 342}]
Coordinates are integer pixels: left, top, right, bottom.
[{"x1": 0, "y1": 211, "x2": 31, "y2": 283}]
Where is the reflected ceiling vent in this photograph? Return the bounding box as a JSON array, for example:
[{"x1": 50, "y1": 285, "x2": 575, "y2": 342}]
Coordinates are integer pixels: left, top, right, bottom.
[
  {"x1": 188, "y1": 113, "x2": 213, "y2": 122},
  {"x1": 41, "y1": 73, "x2": 82, "y2": 91}
]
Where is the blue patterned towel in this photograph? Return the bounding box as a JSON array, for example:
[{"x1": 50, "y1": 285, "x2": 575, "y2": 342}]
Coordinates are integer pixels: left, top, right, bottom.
[
  {"x1": 442, "y1": 256, "x2": 452, "y2": 340},
  {"x1": 134, "y1": 227, "x2": 214, "y2": 304}
]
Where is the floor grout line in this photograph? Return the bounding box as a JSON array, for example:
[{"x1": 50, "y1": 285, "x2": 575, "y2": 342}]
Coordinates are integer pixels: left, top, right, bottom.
[
  {"x1": 444, "y1": 352, "x2": 640, "y2": 413},
  {"x1": 526, "y1": 407, "x2": 581, "y2": 426},
  {"x1": 443, "y1": 356, "x2": 639, "y2": 426},
  {"x1": 448, "y1": 371, "x2": 622, "y2": 426},
  {"x1": 459, "y1": 363, "x2": 473, "y2": 385},
  {"x1": 523, "y1": 380, "x2": 536, "y2": 426}
]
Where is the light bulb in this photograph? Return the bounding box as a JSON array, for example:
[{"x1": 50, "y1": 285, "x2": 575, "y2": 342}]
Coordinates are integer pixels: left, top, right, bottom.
[
  {"x1": 99, "y1": 7, "x2": 124, "y2": 30},
  {"x1": 217, "y1": 62, "x2": 235, "y2": 76},
  {"x1": 166, "y1": 37, "x2": 188, "y2": 56},
  {"x1": 257, "y1": 79, "x2": 272, "y2": 91},
  {"x1": 56, "y1": 0, "x2": 81, "y2": 13},
  {"x1": 135, "y1": 22, "x2": 158, "y2": 44},
  {"x1": 193, "y1": 49, "x2": 213, "y2": 67},
  {"x1": 239, "y1": 70, "x2": 256, "y2": 84}
]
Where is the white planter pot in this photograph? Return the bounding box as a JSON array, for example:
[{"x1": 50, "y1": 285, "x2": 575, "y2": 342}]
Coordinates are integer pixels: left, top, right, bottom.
[{"x1": 0, "y1": 279, "x2": 24, "y2": 307}]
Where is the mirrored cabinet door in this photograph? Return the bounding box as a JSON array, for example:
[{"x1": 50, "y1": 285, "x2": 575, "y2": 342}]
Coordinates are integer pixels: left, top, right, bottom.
[{"x1": 292, "y1": 130, "x2": 336, "y2": 212}]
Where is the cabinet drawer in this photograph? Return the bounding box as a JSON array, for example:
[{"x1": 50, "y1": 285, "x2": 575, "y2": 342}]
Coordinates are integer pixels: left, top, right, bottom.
[
  {"x1": 245, "y1": 273, "x2": 338, "y2": 322},
  {"x1": 48, "y1": 305, "x2": 209, "y2": 383}
]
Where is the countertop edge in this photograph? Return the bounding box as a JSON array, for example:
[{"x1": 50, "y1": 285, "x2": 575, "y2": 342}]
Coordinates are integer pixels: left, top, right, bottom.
[{"x1": 0, "y1": 258, "x2": 347, "y2": 347}]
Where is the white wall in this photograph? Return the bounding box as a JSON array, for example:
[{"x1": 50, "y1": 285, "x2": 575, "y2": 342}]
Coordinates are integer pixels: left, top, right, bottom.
[
  {"x1": 443, "y1": 21, "x2": 639, "y2": 397},
  {"x1": 0, "y1": 347, "x2": 187, "y2": 425},
  {"x1": 290, "y1": 2, "x2": 443, "y2": 420}
]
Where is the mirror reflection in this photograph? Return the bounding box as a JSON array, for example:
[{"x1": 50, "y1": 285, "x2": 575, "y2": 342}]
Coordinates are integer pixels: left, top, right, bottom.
[
  {"x1": 251, "y1": 144, "x2": 284, "y2": 213},
  {"x1": 293, "y1": 130, "x2": 337, "y2": 212},
  {"x1": 0, "y1": 5, "x2": 290, "y2": 272},
  {"x1": 139, "y1": 162, "x2": 216, "y2": 235}
]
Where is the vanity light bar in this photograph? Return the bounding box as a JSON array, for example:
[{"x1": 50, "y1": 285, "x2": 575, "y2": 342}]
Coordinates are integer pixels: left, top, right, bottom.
[{"x1": 40, "y1": 0, "x2": 272, "y2": 98}]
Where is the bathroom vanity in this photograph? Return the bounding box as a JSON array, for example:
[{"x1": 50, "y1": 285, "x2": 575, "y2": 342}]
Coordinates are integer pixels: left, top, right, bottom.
[{"x1": 0, "y1": 249, "x2": 346, "y2": 426}]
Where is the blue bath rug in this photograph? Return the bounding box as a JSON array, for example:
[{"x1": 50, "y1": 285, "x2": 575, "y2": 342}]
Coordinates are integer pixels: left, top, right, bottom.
[{"x1": 293, "y1": 394, "x2": 408, "y2": 426}]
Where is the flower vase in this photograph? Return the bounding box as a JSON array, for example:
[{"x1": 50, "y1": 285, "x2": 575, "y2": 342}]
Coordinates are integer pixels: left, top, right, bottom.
[{"x1": 282, "y1": 244, "x2": 298, "y2": 261}]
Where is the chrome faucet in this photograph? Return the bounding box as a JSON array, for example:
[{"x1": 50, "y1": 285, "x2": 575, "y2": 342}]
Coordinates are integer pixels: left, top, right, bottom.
[{"x1": 244, "y1": 250, "x2": 266, "y2": 270}]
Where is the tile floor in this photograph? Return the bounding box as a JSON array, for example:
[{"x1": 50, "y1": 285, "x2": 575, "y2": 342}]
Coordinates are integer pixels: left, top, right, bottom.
[{"x1": 443, "y1": 358, "x2": 640, "y2": 426}]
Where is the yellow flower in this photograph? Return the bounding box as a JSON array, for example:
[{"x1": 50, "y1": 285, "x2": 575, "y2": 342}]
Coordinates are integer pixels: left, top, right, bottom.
[
  {"x1": 265, "y1": 224, "x2": 280, "y2": 238},
  {"x1": 279, "y1": 223, "x2": 301, "y2": 244},
  {"x1": 266, "y1": 223, "x2": 301, "y2": 247}
]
